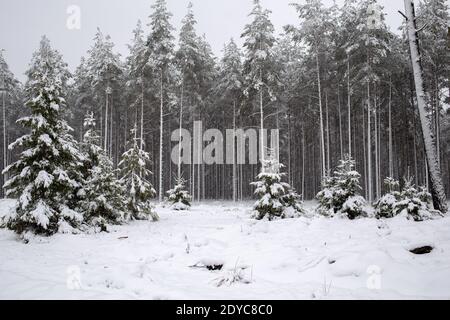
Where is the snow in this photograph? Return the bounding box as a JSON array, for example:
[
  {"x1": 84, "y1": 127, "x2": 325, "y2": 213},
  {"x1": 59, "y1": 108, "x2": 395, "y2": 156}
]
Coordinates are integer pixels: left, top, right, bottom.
[
  {"x1": 1, "y1": 199, "x2": 450, "y2": 299},
  {"x1": 35, "y1": 170, "x2": 54, "y2": 188},
  {"x1": 29, "y1": 200, "x2": 52, "y2": 228}
]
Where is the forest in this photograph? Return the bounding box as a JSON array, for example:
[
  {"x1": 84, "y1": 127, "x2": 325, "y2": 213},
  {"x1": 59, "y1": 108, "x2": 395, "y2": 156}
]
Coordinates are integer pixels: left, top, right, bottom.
[
  {"x1": 0, "y1": 0, "x2": 449, "y2": 223},
  {"x1": 1, "y1": 0, "x2": 450, "y2": 301}
]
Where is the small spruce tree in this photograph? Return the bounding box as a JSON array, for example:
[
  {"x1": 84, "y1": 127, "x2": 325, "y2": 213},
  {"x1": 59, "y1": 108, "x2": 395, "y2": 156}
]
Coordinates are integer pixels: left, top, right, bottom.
[
  {"x1": 316, "y1": 155, "x2": 367, "y2": 219},
  {"x1": 251, "y1": 148, "x2": 304, "y2": 220},
  {"x1": 395, "y1": 178, "x2": 435, "y2": 221},
  {"x1": 375, "y1": 177, "x2": 436, "y2": 221},
  {"x1": 166, "y1": 176, "x2": 191, "y2": 210},
  {"x1": 80, "y1": 112, "x2": 125, "y2": 229},
  {"x1": 119, "y1": 126, "x2": 158, "y2": 221},
  {"x1": 374, "y1": 177, "x2": 401, "y2": 218}
]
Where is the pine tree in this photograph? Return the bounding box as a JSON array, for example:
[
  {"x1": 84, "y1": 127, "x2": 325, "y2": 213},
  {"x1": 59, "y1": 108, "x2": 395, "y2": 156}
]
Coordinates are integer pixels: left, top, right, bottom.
[
  {"x1": 175, "y1": 2, "x2": 216, "y2": 202},
  {"x1": 316, "y1": 154, "x2": 367, "y2": 219},
  {"x1": 119, "y1": 125, "x2": 158, "y2": 221},
  {"x1": 85, "y1": 28, "x2": 123, "y2": 155},
  {"x1": 376, "y1": 176, "x2": 437, "y2": 221},
  {"x1": 0, "y1": 50, "x2": 25, "y2": 197},
  {"x1": 251, "y1": 149, "x2": 304, "y2": 220},
  {"x1": 166, "y1": 177, "x2": 191, "y2": 210},
  {"x1": 215, "y1": 39, "x2": 244, "y2": 201},
  {"x1": 81, "y1": 112, "x2": 124, "y2": 228},
  {"x1": 3, "y1": 36, "x2": 84, "y2": 236},
  {"x1": 146, "y1": 0, "x2": 175, "y2": 202},
  {"x1": 125, "y1": 20, "x2": 147, "y2": 150},
  {"x1": 286, "y1": 0, "x2": 335, "y2": 177},
  {"x1": 69, "y1": 57, "x2": 94, "y2": 140},
  {"x1": 375, "y1": 177, "x2": 401, "y2": 218},
  {"x1": 241, "y1": 0, "x2": 279, "y2": 166}
]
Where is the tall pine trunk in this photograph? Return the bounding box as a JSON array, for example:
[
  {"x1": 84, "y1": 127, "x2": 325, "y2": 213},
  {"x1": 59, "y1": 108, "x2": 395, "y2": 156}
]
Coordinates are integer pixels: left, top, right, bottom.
[
  {"x1": 347, "y1": 54, "x2": 352, "y2": 157},
  {"x1": 232, "y1": 101, "x2": 237, "y2": 202},
  {"x1": 367, "y1": 81, "x2": 373, "y2": 203},
  {"x1": 259, "y1": 70, "x2": 265, "y2": 172},
  {"x1": 388, "y1": 77, "x2": 393, "y2": 178},
  {"x1": 2, "y1": 86, "x2": 6, "y2": 197},
  {"x1": 159, "y1": 70, "x2": 164, "y2": 202},
  {"x1": 316, "y1": 51, "x2": 326, "y2": 177},
  {"x1": 404, "y1": 0, "x2": 448, "y2": 213}
]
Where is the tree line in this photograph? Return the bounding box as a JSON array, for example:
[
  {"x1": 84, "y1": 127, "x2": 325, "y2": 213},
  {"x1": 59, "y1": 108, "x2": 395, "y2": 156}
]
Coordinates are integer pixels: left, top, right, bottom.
[{"x1": 0, "y1": 0, "x2": 449, "y2": 204}]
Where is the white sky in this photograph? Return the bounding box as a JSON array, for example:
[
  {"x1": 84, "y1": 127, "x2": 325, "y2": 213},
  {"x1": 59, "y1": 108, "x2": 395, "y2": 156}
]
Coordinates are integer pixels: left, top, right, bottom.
[{"x1": 0, "y1": 0, "x2": 405, "y2": 82}]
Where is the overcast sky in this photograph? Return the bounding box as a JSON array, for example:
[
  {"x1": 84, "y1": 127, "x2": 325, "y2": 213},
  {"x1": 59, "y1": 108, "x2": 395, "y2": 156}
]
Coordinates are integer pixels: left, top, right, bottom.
[{"x1": 0, "y1": 0, "x2": 405, "y2": 82}]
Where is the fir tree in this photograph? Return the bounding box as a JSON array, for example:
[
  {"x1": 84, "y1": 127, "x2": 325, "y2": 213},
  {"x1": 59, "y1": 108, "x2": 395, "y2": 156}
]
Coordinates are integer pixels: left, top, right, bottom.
[
  {"x1": 119, "y1": 125, "x2": 158, "y2": 221},
  {"x1": 3, "y1": 36, "x2": 84, "y2": 236},
  {"x1": 166, "y1": 177, "x2": 191, "y2": 210},
  {"x1": 85, "y1": 28, "x2": 123, "y2": 155},
  {"x1": 374, "y1": 177, "x2": 401, "y2": 218},
  {"x1": 0, "y1": 50, "x2": 25, "y2": 195},
  {"x1": 316, "y1": 155, "x2": 367, "y2": 219},
  {"x1": 146, "y1": 0, "x2": 175, "y2": 202},
  {"x1": 241, "y1": 0, "x2": 280, "y2": 164},
  {"x1": 81, "y1": 112, "x2": 124, "y2": 228},
  {"x1": 376, "y1": 177, "x2": 437, "y2": 221},
  {"x1": 251, "y1": 149, "x2": 304, "y2": 220}
]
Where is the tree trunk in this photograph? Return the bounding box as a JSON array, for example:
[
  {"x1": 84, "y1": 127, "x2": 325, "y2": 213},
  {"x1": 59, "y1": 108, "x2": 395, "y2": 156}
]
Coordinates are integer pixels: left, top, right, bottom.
[
  {"x1": 140, "y1": 78, "x2": 144, "y2": 151},
  {"x1": 325, "y1": 92, "x2": 330, "y2": 172},
  {"x1": 316, "y1": 51, "x2": 326, "y2": 177},
  {"x1": 232, "y1": 101, "x2": 237, "y2": 202},
  {"x1": 347, "y1": 54, "x2": 352, "y2": 157},
  {"x1": 338, "y1": 86, "x2": 343, "y2": 160},
  {"x1": 105, "y1": 88, "x2": 109, "y2": 151},
  {"x1": 159, "y1": 70, "x2": 164, "y2": 202},
  {"x1": 404, "y1": 0, "x2": 448, "y2": 213},
  {"x1": 367, "y1": 81, "x2": 373, "y2": 203},
  {"x1": 259, "y1": 70, "x2": 265, "y2": 172},
  {"x1": 388, "y1": 77, "x2": 393, "y2": 178},
  {"x1": 2, "y1": 87, "x2": 6, "y2": 197}
]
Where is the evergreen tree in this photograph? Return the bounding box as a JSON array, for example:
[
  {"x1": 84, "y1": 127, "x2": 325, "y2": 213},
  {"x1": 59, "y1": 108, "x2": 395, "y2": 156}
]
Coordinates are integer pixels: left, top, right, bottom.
[
  {"x1": 146, "y1": 0, "x2": 175, "y2": 202},
  {"x1": 124, "y1": 20, "x2": 148, "y2": 155},
  {"x1": 286, "y1": 0, "x2": 335, "y2": 177},
  {"x1": 0, "y1": 50, "x2": 25, "y2": 197},
  {"x1": 119, "y1": 125, "x2": 158, "y2": 221},
  {"x1": 68, "y1": 57, "x2": 94, "y2": 140},
  {"x1": 85, "y1": 28, "x2": 123, "y2": 155},
  {"x1": 3, "y1": 36, "x2": 84, "y2": 236},
  {"x1": 81, "y1": 112, "x2": 124, "y2": 228},
  {"x1": 166, "y1": 177, "x2": 191, "y2": 210},
  {"x1": 395, "y1": 178, "x2": 434, "y2": 221},
  {"x1": 251, "y1": 149, "x2": 304, "y2": 220},
  {"x1": 175, "y1": 2, "x2": 202, "y2": 113},
  {"x1": 241, "y1": 0, "x2": 280, "y2": 166},
  {"x1": 316, "y1": 155, "x2": 367, "y2": 219},
  {"x1": 215, "y1": 38, "x2": 244, "y2": 201},
  {"x1": 376, "y1": 177, "x2": 437, "y2": 221},
  {"x1": 375, "y1": 177, "x2": 401, "y2": 218},
  {"x1": 216, "y1": 39, "x2": 243, "y2": 103}
]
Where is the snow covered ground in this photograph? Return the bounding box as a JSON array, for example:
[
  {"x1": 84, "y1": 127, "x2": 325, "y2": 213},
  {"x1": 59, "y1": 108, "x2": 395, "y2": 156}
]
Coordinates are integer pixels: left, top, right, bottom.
[{"x1": 1, "y1": 199, "x2": 450, "y2": 300}]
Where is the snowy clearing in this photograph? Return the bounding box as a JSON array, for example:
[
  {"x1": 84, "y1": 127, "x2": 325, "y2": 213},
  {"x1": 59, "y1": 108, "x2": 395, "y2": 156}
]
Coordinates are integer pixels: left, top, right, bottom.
[{"x1": 1, "y1": 199, "x2": 450, "y2": 300}]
